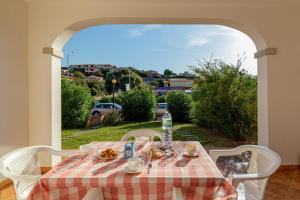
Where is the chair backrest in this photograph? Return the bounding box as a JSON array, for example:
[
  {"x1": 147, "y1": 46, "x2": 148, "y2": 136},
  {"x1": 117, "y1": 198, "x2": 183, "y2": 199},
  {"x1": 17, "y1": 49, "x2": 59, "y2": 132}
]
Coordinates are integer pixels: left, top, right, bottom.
[
  {"x1": 121, "y1": 129, "x2": 163, "y2": 142},
  {"x1": 0, "y1": 146, "x2": 72, "y2": 200},
  {"x1": 0, "y1": 146, "x2": 43, "y2": 199},
  {"x1": 234, "y1": 145, "x2": 281, "y2": 178},
  {"x1": 231, "y1": 145, "x2": 281, "y2": 199}
]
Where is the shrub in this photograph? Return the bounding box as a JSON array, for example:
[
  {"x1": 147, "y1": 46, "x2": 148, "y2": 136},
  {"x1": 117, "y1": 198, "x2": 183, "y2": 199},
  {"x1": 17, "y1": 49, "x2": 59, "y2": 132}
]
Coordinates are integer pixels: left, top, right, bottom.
[
  {"x1": 61, "y1": 78, "x2": 94, "y2": 128},
  {"x1": 157, "y1": 95, "x2": 166, "y2": 103},
  {"x1": 119, "y1": 87, "x2": 156, "y2": 121},
  {"x1": 166, "y1": 91, "x2": 192, "y2": 122},
  {"x1": 102, "y1": 110, "x2": 124, "y2": 126},
  {"x1": 190, "y1": 58, "x2": 257, "y2": 140}
]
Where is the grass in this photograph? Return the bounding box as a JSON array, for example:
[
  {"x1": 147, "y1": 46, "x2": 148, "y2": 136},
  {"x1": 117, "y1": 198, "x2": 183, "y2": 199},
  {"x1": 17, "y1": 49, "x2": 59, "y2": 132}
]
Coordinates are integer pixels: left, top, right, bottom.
[{"x1": 62, "y1": 121, "x2": 250, "y2": 149}]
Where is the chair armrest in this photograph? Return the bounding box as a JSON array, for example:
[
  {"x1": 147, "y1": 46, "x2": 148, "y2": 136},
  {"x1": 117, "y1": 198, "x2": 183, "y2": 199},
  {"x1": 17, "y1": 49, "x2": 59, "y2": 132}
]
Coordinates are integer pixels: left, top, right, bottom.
[
  {"x1": 50, "y1": 149, "x2": 77, "y2": 157},
  {"x1": 230, "y1": 173, "x2": 267, "y2": 188},
  {"x1": 231, "y1": 173, "x2": 266, "y2": 181},
  {"x1": 36, "y1": 146, "x2": 77, "y2": 157}
]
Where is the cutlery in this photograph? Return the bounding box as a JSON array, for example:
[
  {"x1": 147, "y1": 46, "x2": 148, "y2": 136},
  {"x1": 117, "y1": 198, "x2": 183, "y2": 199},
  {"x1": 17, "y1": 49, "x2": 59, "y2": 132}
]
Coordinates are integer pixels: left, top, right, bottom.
[{"x1": 147, "y1": 151, "x2": 153, "y2": 174}]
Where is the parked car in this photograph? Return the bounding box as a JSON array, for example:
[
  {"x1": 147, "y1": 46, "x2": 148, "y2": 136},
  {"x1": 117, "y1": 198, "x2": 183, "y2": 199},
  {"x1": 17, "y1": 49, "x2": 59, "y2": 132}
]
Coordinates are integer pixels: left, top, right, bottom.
[
  {"x1": 91, "y1": 103, "x2": 122, "y2": 116},
  {"x1": 156, "y1": 103, "x2": 167, "y2": 120}
]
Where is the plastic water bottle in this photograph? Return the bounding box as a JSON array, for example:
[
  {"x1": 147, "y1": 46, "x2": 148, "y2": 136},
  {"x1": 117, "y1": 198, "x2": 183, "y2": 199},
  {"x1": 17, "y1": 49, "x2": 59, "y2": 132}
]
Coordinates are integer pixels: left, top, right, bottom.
[
  {"x1": 162, "y1": 112, "x2": 172, "y2": 146},
  {"x1": 124, "y1": 141, "x2": 135, "y2": 160}
]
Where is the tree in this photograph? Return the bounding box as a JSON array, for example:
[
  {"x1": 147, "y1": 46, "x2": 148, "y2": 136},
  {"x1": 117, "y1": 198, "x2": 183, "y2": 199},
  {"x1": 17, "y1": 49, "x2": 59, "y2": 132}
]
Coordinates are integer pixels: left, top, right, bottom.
[
  {"x1": 157, "y1": 79, "x2": 164, "y2": 87},
  {"x1": 119, "y1": 71, "x2": 144, "y2": 91},
  {"x1": 73, "y1": 71, "x2": 85, "y2": 79},
  {"x1": 164, "y1": 69, "x2": 173, "y2": 76},
  {"x1": 105, "y1": 69, "x2": 144, "y2": 93},
  {"x1": 150, "y1": 80, "x2": 159, "y2": 88},
  {"x1": 87, "y1": 80, "x2": 106, "y2": 96},
  {"x1": 119, "y1": 87, "x2": 156, "y2": 121},
  {"x1": 166, "y1": 91, "x2": 192, "y2": 122},
  {"x1": 190, "y1": 58, "x2": 257, "y2": 140},
  {"x1": 61, "y1": 78, "x2": 94, "y2": 128}
]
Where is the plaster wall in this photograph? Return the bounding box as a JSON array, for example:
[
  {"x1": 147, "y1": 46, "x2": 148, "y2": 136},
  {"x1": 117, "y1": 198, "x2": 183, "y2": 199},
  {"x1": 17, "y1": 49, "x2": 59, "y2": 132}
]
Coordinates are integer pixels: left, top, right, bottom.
[{"x1": 0, "y1": 0, "x2": 28, "y2": 180}]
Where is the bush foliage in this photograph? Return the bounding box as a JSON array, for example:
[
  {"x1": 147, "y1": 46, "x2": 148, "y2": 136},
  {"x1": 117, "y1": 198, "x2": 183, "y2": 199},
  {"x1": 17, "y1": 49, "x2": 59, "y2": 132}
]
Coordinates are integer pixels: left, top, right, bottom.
[
  {"x1": 190, "y1": 58, "x2": 257, "y2": 140},
  {"x1": 166, "y1": 91, "x2": 192, "y2": 122},
  {"x1": 105, "y1": 69, "x2": 145, "y2": 93},
  {"x1": 87, "y1": 80, "x2": 106, "y2": 97},
  {"x1": 119, "y1": 87, "x2": 156, "y2": 121},
  {"x1": 61, "y1": 78, "x2": 94, "y2": 128},
  {"x1": 156, "y1": 95, "x2": 166, "y2": 103},
  {"x1": 102, "y1": 110, "x2": 124, "y2": 126}
]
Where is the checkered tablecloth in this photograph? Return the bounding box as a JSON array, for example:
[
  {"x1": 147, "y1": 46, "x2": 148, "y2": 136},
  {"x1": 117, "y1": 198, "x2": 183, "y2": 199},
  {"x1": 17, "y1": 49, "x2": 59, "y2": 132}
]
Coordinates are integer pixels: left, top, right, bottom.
[{"x1": 28, "y1": 142, "x2": 237, "y2": 200}]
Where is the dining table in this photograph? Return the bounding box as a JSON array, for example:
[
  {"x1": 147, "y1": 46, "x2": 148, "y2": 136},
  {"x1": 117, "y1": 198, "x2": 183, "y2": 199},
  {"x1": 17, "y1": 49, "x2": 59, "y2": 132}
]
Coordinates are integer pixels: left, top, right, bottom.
[{"x1": 28, "y1": 141, "x2": 237, "y2": 200}]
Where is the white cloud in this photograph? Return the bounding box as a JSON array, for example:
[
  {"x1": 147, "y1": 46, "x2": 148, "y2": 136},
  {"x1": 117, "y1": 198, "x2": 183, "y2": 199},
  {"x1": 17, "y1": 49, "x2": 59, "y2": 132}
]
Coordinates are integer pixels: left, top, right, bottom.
[
  {"x1": 127, "y1": 24, "x2": 162, "y2": 38},
  {"x1": 128, "y1": 30, "x2": 143, "y2": 38},
  {"x1": 143, "y1": 25, "x2": 162, "y2": 30},
  {"x1": 187, "y1": 38, "x2": 209, "y2": 48}
]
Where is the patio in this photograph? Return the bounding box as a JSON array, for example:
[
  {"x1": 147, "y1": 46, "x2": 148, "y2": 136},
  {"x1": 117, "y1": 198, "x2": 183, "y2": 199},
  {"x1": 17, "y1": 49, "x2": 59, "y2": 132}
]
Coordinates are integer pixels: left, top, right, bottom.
[{"x1": 1, "y1": 0, "x2": 300, "y2": 199}]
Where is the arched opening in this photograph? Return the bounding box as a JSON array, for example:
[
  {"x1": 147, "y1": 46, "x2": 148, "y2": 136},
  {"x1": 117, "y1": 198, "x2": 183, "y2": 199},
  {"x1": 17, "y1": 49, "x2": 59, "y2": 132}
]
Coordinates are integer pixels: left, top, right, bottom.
[{"x1": 51, "y1": 18, "x2": 268, "y2": 151}]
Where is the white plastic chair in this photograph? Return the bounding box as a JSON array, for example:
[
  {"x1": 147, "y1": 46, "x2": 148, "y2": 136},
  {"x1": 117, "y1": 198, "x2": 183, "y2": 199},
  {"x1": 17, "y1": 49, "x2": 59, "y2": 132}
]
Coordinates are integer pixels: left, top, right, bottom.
[
  {"x1": 209, "y1": 145, "x2": 281, "y2": 200},
  {"x1": 121, "y1": 129, "x2": 163, "y2": 142},
  {"x1": 0, "y1": 145, "x2": 75, "y2": 200}
]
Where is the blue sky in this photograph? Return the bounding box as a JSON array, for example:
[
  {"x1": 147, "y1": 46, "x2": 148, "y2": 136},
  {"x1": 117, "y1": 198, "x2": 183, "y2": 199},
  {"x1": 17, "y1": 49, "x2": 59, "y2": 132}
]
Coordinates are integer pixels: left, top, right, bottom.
[{"x1": 62, "y1": 24, "x2": 257, "y2": 75}]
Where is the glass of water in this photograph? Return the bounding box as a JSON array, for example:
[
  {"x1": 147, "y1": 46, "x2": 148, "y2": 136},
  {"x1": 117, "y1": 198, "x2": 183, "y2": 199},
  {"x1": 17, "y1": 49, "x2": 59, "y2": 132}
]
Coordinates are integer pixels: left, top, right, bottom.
[
  {"x1": 140, "y1": 146, "x2": 151, "y2": 165},
  {"x1": 80, "y1": 144, "x2": 97, "y2": 159},
  {"x1": 173, "y1": 142, "x2": 183, "y2": 159}
]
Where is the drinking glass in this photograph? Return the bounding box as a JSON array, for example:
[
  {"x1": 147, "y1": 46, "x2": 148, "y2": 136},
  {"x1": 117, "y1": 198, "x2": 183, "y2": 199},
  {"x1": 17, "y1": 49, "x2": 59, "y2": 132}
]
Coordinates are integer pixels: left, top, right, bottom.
[
  {"x1": 140, "y1": 147, "x2": 151, "y2": 166},
  {"x1": 173, "y1": 142, "x2": 183, "y2": 158},
  {"x1": 80, "y1": 144, "x2": 97, "y2": 159}
]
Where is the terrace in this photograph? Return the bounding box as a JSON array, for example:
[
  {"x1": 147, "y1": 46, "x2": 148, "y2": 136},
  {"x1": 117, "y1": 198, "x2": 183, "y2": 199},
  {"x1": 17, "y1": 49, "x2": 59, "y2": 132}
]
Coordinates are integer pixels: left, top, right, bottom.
[{"x1": 1, "y1": 0, "x2": 300, "y2": 199}]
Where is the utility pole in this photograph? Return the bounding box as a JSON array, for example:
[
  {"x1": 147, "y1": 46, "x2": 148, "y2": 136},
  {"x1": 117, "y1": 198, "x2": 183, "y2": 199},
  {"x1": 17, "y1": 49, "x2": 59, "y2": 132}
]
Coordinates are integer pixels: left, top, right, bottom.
[{"x1": 128, "y1": 68, "x2": 131, "y2": 90}]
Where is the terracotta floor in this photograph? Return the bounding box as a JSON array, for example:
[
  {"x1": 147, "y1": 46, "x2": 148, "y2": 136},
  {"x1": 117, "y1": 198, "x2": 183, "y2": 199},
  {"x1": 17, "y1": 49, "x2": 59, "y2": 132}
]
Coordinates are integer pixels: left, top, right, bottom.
[
  {"x1": 265, "y1": 168, "x2": 300, "y2": 200},
  {"x1": 1, "y1": 168, "x2": 300, "y2": 200}
]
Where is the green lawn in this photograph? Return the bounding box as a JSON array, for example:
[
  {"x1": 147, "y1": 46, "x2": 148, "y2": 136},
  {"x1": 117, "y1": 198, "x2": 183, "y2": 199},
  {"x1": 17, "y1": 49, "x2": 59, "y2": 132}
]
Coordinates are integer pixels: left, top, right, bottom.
[{"x1": 62, "y1": 121, "x2": 247, "y2": 149}]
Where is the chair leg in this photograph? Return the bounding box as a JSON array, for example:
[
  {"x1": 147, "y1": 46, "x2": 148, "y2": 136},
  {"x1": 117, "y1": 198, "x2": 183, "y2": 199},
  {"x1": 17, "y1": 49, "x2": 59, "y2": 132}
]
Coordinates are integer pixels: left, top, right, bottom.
[{"x1": 173, "y1": 187, "x2": 184, "y2": 200}]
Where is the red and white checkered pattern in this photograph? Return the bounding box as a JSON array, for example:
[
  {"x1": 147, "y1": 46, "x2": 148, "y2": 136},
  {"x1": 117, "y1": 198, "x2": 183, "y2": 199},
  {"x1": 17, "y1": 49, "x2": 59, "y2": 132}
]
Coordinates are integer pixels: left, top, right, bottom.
[{"x1": 28, "y1": 142, "x2": 237, "y2": 200}]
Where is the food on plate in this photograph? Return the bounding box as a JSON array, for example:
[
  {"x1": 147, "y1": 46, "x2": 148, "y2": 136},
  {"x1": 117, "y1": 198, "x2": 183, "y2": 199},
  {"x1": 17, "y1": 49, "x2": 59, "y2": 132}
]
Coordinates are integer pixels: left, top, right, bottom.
[
  {"x1": 151, "y1": 148, "x2": 164, "y2": 158},
  {"x1": 100, "y1": 148, "x2": 118, "y2": 159}
]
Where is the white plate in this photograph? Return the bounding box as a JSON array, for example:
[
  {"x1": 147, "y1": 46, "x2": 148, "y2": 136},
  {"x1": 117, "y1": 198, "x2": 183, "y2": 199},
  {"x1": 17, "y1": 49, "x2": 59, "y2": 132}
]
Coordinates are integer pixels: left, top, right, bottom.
[
  {"x1": 183, "y1": 151, "x2": 199, "y2": 157},
  {"x1": 124, "y1": 166, "x2": 143, "y2": 174}
]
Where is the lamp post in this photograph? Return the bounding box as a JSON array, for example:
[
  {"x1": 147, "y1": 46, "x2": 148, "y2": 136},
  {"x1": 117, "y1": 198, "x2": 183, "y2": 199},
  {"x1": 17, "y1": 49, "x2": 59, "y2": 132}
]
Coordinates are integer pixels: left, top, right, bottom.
[
  {"x1": 112, "y1": 78, "x2": 117, "y2": 110},
  {"x1": 66, "y1": 51, "x2": 75, "y2": 78}
]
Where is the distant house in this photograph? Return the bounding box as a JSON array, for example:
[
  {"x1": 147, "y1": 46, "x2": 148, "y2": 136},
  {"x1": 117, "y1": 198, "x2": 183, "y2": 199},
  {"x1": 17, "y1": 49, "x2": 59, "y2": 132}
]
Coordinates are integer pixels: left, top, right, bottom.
[
  {"x1": 178, "y1": 71, "x2": 195, "y2": 78},
  {"x1": 70, "y1": 64, "x2": 116, "y2": 73},
  {"x1": 146, "y1": 70, "x2": 160, "y2": 78},
  {"x1": 164, "y1": 78, "x2": 194, "y2": 88},
  {"x1": 61, "y1": 69, "x2": 69, "y2": 77},
  {"x1": 94, "y1": 64, "x2": 116, "y2": 71},
  {"x1": 86, "y1": 75, "x2": 103, "y2": 81}
]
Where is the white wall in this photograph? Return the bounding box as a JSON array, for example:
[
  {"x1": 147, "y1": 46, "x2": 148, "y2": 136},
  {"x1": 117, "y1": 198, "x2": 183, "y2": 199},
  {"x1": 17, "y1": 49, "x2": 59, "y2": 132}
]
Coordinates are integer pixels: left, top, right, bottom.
[
  {"x1": 0, "y1": 0, "x2": 28, "y2": 180},
  {"x1": 1, "y1": 0, "x2": 300, "y2": 166}
]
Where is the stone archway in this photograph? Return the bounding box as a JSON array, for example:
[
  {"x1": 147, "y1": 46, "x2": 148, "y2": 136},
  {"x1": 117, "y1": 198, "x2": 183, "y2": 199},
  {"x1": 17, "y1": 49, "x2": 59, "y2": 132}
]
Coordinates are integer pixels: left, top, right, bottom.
[{"x1": 48, "y1": 18, "x2": 269, "y2": 152}]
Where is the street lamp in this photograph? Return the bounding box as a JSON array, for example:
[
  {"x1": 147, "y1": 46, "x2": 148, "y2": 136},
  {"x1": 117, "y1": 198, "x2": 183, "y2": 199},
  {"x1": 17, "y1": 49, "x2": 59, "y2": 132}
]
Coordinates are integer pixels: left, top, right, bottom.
[{"x1": 112, "y1": 78, "x2": 117, "y2": 110}]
